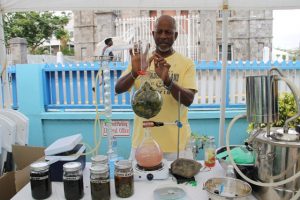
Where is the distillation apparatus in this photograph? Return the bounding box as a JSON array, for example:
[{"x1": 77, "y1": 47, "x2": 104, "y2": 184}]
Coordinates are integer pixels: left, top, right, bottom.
[
  {"x1": 226, "y1": 67, "x2": 300, "y2": 200},
  {"x1": 101, "y1": 41, "x2": 153, "y2": 159},
  {"x1": 101, "y1": 44, "x2": 133, "y2": 159}
]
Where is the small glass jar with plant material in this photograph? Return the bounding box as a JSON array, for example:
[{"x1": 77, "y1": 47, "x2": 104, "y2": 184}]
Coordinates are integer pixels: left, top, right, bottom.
[
  {"x1": 90, "y1": 164, "x2": 110, "y2": 200},
  {"x1": 30, "y1": 161, "x2": 52, "y2": 199},
  {"x1": 114, "y1": 160, "x2": 134, "y2": 198},
  {"x1": 63, "y1": 162, "x2": 84, "y2": 200}
]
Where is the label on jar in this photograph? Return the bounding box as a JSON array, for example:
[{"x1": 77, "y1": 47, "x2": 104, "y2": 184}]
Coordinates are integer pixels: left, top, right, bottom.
[
  {"x1": 91, "y1": 179, "x2": 110, "y2": 184},
  {"x1": 115, "y1": 170, "x2": 133, "y2": 177},
  {"x1": 63, "y1": 176, "x2": 81, "y2": 181},
  {"x1": 30, "y1": 175, "x2": 49, "y2": 181}
]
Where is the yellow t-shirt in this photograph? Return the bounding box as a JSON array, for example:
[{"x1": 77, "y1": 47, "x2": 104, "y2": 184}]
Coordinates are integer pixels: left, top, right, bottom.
[{"x1": 122, "y1": 52, "x2": 197, "y2": 152}]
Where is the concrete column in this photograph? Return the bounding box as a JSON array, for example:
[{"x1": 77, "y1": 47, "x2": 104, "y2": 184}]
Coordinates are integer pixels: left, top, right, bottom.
[
  {"x1": 95, "y1": 11, "x2": 117, "y2": 43},
  {"x1": 8, "y1": 37, "x2": 28, "y2": 64},
  {"x1": 199, "y1": 11, "x2": 217, "y2": 61},
  {"x1": 73, "y1": 11, "x2": 96, "y2": 61}
]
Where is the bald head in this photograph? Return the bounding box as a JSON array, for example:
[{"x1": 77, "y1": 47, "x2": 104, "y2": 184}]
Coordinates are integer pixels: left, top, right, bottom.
[
  {"x1": 154, "y1": 15, "x2": 177, "y2": 32},
  {"x1": 152, "y1": 15, "x2": 178, "y2": 56}
]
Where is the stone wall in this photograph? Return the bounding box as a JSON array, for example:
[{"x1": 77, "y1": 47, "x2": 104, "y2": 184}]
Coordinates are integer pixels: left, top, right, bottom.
[
  {"x1": 73, "y1": 11, "x2": 96, "y2": 61},
  {"x1": 74, "y1": 11, "x2": 117, "y2": 61},
  {"x1": 74, "y1": 10, "x2": 273, "y2": 61},
  {"x1": 216, "y1": 10, "x2": 272, "y2": 61},
  {"x1": 8, "y1": 37, "x2": 28, "y2": 64}
]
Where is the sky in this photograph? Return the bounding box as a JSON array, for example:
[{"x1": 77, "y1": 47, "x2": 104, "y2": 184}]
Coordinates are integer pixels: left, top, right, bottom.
[{"x1": 273, "y1": 9, "x2": 300, "y2": 50}]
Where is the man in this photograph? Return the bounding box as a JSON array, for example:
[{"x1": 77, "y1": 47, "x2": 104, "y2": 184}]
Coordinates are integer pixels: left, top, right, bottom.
[
  {"x1": 115, "y1": 15, "x2": 197, "y2": 160},
  {"x1": 102, "y1": 38, "x2": 114, "y2": 61}
]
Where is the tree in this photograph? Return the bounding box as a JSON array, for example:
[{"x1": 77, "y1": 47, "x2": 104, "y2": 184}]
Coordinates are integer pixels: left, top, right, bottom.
[{"x1": 4, "y1": 11, "x2": 69, "y2": 53}]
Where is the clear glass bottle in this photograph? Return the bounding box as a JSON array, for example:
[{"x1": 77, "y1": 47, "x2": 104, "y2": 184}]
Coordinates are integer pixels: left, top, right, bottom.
[
  {"x1": 111, "y1": 135, "x2": 118, "y2": 158},
  {"x1": 114, "y1": 160, "x2": 134, "y2": 198},
  {"x1": 226, "y1": 165, "x2": 236, "y2": 178},
  {"x1": 135, "y1": 127, "x2": 163, "y2": 169},
  {"x1": 30, "y1": 161, "x2": 52, "y2": 199},
  {"x1": 90, "y1": 164, "x2": 110, "y2": 200},
  {"x1": 204, "y1": 136, "x2": 216, "y2": 168},
  {"x1": 63, "y1": 162, "x2": 84, "y2": 200}
]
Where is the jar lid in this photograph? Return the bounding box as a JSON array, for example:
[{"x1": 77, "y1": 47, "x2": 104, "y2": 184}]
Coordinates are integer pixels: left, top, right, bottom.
[
  {"x1": 115, "y1": 160, "x2": 132, "y2": 170},
  {"x1": 91, "y1": 155, "x2": 108, "y2": 164},
  {"x1": 90, "y1": 164, "x2": 108, "y2": 174},
  {"x1": 63, "y1": 162, "x2": 82, "y2": 172},
  {"x1": 30, "y1": 161, "x2": 49, "y2": 171},
  {"x1": 271, "y1": 128, "x2": 300, "y2": 142}
]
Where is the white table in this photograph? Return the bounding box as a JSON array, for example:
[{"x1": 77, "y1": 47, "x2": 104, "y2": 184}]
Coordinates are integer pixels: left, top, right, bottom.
[{"x1": 12, "y1": 161, "x2": 257, "y2": 200}]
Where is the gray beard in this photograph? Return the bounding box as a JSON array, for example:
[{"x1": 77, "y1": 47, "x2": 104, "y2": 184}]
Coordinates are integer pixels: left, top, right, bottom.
[{"x1": 157, "y1": 46, "x2": 171, "y2": 52}]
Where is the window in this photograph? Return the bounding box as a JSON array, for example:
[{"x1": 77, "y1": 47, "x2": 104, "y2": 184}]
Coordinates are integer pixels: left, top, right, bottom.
[
  {"x1": 81, "y1": 47, "x2": 87, "y2": 60},
  {"x1": 258, "y1": 42, "x2": 264, "y2": 61},
  {"x1": 218, "y1": 44, "x2": 233, "y2": 61},
  {"x1": 218, "y1": 10, "x2": 232, "y2": 18}
]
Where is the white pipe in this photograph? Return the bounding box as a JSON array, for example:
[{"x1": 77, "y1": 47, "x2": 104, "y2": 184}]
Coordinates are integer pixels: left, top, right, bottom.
[
  {"x1": 187, "y1": 15, "x2": 191, "y2": 59},
  {"x1": 226, "y1": 113, "x2": 300, "y2": 189},
  {"x1": 0, "y1": 12, "x2": 6, "y2": 70},
  {"x1": 0, "y1": 12, "x2": 11, "y2": 109},
  {"x1": 219, "y1": 0, "x2": 229, "y2": 146},
  {"x1": 291, "y1": 189, "x2": 300, "y2": 200}
]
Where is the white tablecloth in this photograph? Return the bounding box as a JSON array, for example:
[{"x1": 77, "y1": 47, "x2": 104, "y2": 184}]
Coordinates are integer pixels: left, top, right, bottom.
[{"x1": 12, "y1": 161, "x2": 257, "y2": 200}]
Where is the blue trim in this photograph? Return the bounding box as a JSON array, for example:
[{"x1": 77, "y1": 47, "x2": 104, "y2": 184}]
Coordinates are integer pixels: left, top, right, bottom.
[
  {"x1": 50, "y1": 71, "x2": 57, "y2": 105},
  {"x1": 72, "y1": 69, "x2": 78, "y2": 104},
  {"x1": 57, "y1": 69, "x2": 64, "y2": 105},
  {"x1": 87, "y1": 65, "x2": 93, "y2": 104},
  {"x1": 65, "y1": 70, "x2": 71, "y2": 104},
  {"x1": 79, "y1": 68, "x2": 85, "y2": 104},
  {"x1": 43, "y1": 68, "x2": 50, "y2": 110},
  {"x1": 7, "y1": 60, "x2": 300, "y2": 111}
]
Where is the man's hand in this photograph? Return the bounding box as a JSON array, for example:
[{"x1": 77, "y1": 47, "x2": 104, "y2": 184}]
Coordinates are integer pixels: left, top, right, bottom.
[
  {"x1": 151, "y1": 52, "x2": 171, "y2": 85},
  {"x1": 129, "y1": 42, "x2": 150, "y2": 76}
]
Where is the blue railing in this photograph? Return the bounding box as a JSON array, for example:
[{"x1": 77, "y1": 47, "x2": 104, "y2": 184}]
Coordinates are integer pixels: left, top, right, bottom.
[{"x1": 7, "y1": 60, "x2": 300, "y2": 111}]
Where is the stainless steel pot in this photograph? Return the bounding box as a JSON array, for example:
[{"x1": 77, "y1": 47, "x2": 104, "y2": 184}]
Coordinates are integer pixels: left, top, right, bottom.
[
  {"x1": 245, "y1": 68, "x2": 300, "y2": 200},
  {"x1": 252, "y1": 128, "x2": 300, "y2": 200},
  {"x1": 246, "y1": 74, "x2": 279, "y2": 124}
]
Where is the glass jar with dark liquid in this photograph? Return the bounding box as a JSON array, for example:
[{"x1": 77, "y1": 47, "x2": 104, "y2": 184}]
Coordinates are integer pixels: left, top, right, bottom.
[
  {"x1": 30, "y1": 161, "x2": 52, "y2": 199},
  {"x1": 90, "y1": 164, "x2": 110, "y2": 200},
  {"x1": 63, "y1": 162, "x2": 84, "y2": 200},
  {"x1": 114, "y1": 160, "x2": 134, "y2": 198}
]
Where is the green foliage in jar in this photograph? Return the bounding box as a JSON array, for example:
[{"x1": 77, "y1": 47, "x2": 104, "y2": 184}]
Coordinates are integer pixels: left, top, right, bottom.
[
  {"x1": 131, "y1": 81, "x2": 163, "y2": 119},
  {"x1": 191, "y1": 132, "x2": 209, "y2": 146}
]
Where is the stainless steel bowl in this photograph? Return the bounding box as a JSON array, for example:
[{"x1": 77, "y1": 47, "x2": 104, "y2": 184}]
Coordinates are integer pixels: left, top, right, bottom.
[{"x1": 203, "y1": 177, "x2": 252, "y2": 200}]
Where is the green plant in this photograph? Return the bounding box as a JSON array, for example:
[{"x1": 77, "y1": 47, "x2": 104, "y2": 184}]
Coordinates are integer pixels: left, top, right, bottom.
[
  {"x1": 61, "y1": 47, "x2": 74, "y2": 56},
  {"x1": 282, "y1": 54, "x2": 287, "y2": 61},
  {"x1": 275, "y1": 92, "x2": 300, "y2": 127},
  {"x1": 247, "y1": 92, "x2": 300, "y2": 132},
  {"x1": 191, "y1": 132, "x2": 208, "y2": 146}
]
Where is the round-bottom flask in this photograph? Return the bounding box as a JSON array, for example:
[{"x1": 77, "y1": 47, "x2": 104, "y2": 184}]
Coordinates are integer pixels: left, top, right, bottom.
[
  {"x1": 135, "y1": 128, "x2": 163, "y2": 169},
  {"x1": 90, "y1": 164, "x2": 110, "y2": 200}
]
